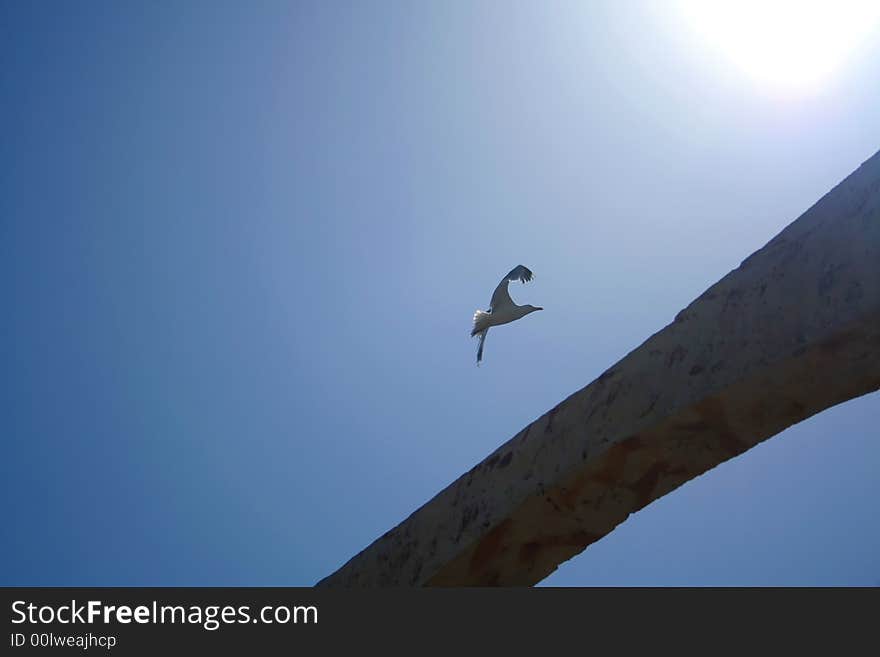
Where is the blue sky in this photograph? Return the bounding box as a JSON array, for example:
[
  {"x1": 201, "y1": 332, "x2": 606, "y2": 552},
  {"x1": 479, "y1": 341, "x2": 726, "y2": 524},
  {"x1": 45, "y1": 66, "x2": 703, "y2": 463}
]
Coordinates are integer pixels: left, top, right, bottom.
[{"x1": 2, "y1": 2, "x2": 878, "y2": 586}]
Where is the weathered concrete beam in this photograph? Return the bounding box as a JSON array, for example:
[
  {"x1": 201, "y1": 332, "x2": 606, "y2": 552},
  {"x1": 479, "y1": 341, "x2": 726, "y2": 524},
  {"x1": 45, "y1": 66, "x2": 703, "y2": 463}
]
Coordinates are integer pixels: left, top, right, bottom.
[{"x1": 317, "y1": 149, "x2": 880, "y2": 587}]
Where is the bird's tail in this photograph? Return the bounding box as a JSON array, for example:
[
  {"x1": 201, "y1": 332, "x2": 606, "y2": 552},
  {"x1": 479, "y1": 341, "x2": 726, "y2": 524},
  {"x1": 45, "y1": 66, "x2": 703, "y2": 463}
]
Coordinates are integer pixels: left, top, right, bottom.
[
  {"x1": 471, "y1": 309, "x2": 492, "y2": 337},
  {"x1": 472, "y1": 310, "x2": 492, "y2": 365}
]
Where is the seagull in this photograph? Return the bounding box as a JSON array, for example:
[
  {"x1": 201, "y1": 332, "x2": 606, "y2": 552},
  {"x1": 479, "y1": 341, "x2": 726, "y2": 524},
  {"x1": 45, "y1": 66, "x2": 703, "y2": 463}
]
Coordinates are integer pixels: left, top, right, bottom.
[{"x1": 471, "y1": 264, "x2": 542, "y2": 365}]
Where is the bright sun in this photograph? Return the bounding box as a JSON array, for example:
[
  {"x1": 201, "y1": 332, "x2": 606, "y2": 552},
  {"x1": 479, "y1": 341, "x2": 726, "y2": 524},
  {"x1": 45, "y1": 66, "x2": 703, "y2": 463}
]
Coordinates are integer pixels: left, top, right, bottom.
[{"x1": 677, "y1": 0, "x2": 880, "y2": 91}]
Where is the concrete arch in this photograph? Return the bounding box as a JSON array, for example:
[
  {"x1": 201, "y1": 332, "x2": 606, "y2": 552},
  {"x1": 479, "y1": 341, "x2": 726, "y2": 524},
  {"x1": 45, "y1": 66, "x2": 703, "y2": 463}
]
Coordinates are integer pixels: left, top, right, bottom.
[{"x1": 318, "y1": 149, "x2": 880, "y2": 587}]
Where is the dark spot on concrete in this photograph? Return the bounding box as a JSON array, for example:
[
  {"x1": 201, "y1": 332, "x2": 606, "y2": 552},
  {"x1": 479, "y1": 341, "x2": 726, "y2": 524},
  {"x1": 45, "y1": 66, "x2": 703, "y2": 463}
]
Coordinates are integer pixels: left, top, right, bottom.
[
  {"x1": 710, "y1": 361, "x2": 725, "y2": 373},
  {"x1": 667, "y1": 345, "x2": 687, "y2": 367},
  {"x1": 845, "y1": 281, "x2": 864, "y2": 303},
  {"x1": 605, "y1": 387, "x2": 619, "y2": 406},
  {"x1": 721, "y1": 288, "x2": 744, "y2": 314},
  {"x1": 469, "y1": 519, "x2": 511, "y2": 575},
  {"x1": 544, "y1": 406, "x2": 559, "y2": 434},
  {"x1": 689, "y1": 364, "x2": 705, "y2": 376},
  {"x1": 818, "y1": 263, "x2": 846, "y2": 296},
  {"x1": 639, "y1": 394, "x2": 659, "y2": 418},
  {"x1": 410, "y1": 559, "x2": 423, "y2": 584},
  {"x1": 456, "y1": 504, "x2": 479, "y2": 542},
  {"x1": 556, "y1": 470, "x2": 591, "y2": 510},
  {"x1": 598, "y1": 367, "x2": 618, "y2": 383}
]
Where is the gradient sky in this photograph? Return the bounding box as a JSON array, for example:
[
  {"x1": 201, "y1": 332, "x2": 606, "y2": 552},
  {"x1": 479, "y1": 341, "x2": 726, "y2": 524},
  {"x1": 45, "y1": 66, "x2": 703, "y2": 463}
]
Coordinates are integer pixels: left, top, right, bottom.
[{"x1": 2, "y1": 2, "x2": 878, "y2": 586}]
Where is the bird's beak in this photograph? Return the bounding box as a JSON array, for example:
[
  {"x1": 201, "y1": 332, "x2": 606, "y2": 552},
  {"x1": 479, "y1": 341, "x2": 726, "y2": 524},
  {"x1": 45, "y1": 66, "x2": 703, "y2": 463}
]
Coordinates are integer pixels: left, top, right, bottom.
[{"x1": 535, "y1": 307, "x2": 544, "y2": 311}]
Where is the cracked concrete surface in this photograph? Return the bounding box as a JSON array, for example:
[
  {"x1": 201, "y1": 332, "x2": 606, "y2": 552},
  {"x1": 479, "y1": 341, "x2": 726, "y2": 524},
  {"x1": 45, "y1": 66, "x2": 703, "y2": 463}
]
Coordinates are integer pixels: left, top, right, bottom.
[{"x1": 317, "y1": 148, "x2": 880, "y2": 587}]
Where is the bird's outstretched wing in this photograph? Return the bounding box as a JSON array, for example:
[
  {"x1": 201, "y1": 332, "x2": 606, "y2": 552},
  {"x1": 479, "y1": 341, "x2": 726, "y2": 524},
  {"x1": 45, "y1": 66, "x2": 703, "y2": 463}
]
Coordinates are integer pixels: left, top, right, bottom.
[{"x1": 490, "y1": 264, "x2": 534, "y2": 311}]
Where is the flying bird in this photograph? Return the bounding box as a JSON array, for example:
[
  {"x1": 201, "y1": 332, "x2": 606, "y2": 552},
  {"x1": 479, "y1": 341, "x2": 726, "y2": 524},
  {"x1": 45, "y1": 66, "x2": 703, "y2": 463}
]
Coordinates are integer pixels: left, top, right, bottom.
[{"x1": 471, "y1": 264, "x2": 542, "y2": 364}]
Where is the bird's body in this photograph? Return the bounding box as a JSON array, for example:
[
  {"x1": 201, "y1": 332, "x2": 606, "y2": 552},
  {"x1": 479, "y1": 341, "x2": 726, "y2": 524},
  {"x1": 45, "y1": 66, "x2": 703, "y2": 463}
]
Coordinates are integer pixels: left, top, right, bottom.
[{"x1": 471, "y1": 265, "x2": 542, "y2": 364}]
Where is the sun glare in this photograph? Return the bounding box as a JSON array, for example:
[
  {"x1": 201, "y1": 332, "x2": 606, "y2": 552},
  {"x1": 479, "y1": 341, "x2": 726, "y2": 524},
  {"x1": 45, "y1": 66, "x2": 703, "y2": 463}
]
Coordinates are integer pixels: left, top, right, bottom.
[{"x1": 677, "y1": 0, "x2": 880, "y2": 92}]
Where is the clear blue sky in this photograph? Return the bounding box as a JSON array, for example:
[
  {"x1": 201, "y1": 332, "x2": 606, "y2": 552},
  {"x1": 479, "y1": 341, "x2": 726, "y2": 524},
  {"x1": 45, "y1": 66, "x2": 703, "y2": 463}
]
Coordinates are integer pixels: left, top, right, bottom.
[{"x1": 2, "y1": 2, "x2": 878, "y2": 586}]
